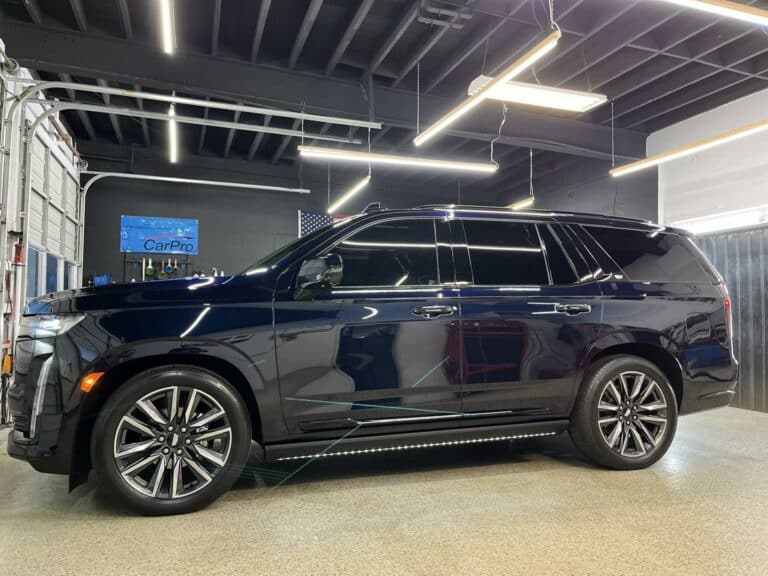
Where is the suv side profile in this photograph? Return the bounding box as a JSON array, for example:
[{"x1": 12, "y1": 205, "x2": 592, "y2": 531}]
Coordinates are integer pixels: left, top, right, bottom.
[{"x1": 7, "y1": 206, "x2": 737, "y2": 515}]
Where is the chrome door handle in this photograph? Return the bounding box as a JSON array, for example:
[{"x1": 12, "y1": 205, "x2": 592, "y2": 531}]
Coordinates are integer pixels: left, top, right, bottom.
[
  {"x1": 412, "y1": 305, "x2": 455, "y2": 319},
  {"x1": 554, "y1": 304, "x2": 591, "y2": 316}
]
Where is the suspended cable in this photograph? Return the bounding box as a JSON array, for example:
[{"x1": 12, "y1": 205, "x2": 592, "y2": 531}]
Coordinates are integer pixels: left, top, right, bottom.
[
  {"x1": 416, "y1": 60, "x2": 421, "y2": 134},
  {"x1": 490, "y1": 103, "x2": 508, "y2": 165},
  {"x1": 611, "y1": 100, "x2": 615, "y2": 168}
]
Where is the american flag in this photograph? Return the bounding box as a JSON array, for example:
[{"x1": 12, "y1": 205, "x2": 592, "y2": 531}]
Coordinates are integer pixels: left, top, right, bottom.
[{"x1": 298, "y1": 210, "x2": 340, "y2": 237}]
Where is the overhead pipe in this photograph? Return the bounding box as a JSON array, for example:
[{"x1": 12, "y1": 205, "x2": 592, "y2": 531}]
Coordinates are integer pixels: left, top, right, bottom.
[{"x1": 76, "y1": 171, "x2": 312, "y2": 284}]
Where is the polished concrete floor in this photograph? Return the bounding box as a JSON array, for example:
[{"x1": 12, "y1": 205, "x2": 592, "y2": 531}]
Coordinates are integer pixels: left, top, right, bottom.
[{"x1": 1, "y1": 407, "x2": 766, "y2": 576}]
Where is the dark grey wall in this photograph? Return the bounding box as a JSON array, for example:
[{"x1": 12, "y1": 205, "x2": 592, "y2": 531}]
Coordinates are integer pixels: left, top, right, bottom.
[{"x1": 500, "y1": 158, "x2": 658, "y2": 222}]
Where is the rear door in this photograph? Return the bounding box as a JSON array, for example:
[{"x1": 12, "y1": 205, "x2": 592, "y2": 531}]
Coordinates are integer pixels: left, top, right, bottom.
[
  {"x1": 273, "y1": 217, "x2": 463, "y2": 434},
  {"x1": 455, "y1": 218, "x2": 605, "y2": 419}
]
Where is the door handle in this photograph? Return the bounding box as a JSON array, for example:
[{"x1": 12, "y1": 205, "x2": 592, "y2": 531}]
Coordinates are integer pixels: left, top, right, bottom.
[
  {"x1": 412, "y1": 305, "x2": 455, "y2": 319},
  {"x1": 554, "y1": 304, "x2": 592, "y2": 316}
]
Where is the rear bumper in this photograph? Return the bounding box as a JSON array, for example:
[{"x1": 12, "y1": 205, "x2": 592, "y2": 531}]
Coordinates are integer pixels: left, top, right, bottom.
[{"x1": 679, "y1": 378, "x2": 737, "y2": 414}]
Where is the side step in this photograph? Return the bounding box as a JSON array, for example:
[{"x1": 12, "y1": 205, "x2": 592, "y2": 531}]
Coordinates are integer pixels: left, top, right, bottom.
[{"x1": 265, "y1": 420, "x2": 568, "y2": 462}]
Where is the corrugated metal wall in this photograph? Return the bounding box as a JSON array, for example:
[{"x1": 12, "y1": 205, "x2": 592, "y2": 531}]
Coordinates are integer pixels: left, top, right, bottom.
[{"x1": 697, "y1": 226, "x2": 768, "y2": 412}]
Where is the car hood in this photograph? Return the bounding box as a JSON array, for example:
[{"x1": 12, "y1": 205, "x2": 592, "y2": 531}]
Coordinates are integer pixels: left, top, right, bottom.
[{"x1": 25, "y1": 274, "x2": 275, "y2": 315}]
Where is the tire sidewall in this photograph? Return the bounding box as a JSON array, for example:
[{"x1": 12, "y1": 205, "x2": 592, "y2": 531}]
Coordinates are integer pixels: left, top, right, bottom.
[
  {"x1": 572, "y1": 356, "x2": 678, "y2": 470},
  {"x1": 92, "y1": 366, "x2": 251, "y2": 515}
]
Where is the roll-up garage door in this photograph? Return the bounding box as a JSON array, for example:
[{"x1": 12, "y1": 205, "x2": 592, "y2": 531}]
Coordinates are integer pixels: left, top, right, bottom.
[{"x1": 29, "y1": 192, "x2": 45, "y2": 247}]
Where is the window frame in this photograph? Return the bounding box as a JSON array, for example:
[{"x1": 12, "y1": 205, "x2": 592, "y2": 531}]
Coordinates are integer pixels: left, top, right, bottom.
[{"x1": 307, "y1": 216, "x2": 457, "y2": 291}]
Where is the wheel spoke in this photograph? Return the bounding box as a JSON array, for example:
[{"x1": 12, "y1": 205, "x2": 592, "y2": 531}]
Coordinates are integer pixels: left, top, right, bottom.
[
  {"x1": 115, "y1": 439, "x2": 156, "y2": 459},
  {"x1": 184, "y1": 456, "x2": 212, "y2": 483},
  {"x1": 598, "y1": 416, "x2": 619, "y2": 426},
  {"x1": 607, "y1": 421, "x2": 623, "y2": 448},
  {"x1": 629, "y1": 425, "x2": 647, "y2": 456},
  {"x1": 168, "y1": 386, "x2": 180, "y2": 424},
  {"x1": 171, "y1": 457, "x2": 184, "y2": 498},
  {"x1": 638, "y1": 401, "x2": 666, "y2": 412},
  {"x1": 194, "y1": 426, "x2": 232, "y2": 442},
  {"x1": 190, "y1": 408, "x2": 225, "y2": 429},
  {"x1": 150, "y1": 455, "x2": 169, "y2": 497},
  {"x1": 618, "y1": 374, "x2": 630, "y2": 400},
  {"x1": 607, "y1": 381, "x2": 623, "y2": 405},
  {"x1": 638, "y1": 414, "x2": 666, "y2": 425},
  {"x1": 121, "y1": 415, "x2": 157, "y2": 437},
  {"x1": 620, "y1": 426, "x2": 630, "y2": 455},
  {"x1": 638, "y1": 379, "x2": 657, "y2": 404},
  {"x1": 121, "y1": 453, "x2": 161, "y2": 476},
  {"x1": 629, "y1": 373, "x2": 645, "y2": 400},
  {"x1": 183, "y1": 389, "x2": 199, "y2": 425},
  {"x1": 598, "y1": 402, "x2": 619, "y2": 412},
  {"x1": 194, "y1": 443, "x2": 226, "y2": 467},
  {"x1": 137, "y1": 398, "x2": 168, "y2": 427},
  {"x1": 636, "y1": 420, "x2": 658, "y2": 447}
]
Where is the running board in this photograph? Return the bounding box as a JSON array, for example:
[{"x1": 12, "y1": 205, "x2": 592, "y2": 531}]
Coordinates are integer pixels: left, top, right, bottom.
[{"x1": 264, "y1": 420, "x2": 568, "y2": 463}]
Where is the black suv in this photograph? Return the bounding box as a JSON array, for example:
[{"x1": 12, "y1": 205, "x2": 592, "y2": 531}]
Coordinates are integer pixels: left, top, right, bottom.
[{"x1": 7, "y1": 206, "x2": 737, "y2": 515}]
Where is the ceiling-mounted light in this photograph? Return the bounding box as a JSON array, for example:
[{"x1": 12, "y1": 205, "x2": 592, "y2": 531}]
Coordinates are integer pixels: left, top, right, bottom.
[
  {"x1": 655, "y1": 0, "x2": 768, "y2": 27},
  {"x1": 611, "y1": 117, "x2": 768, "y2": 177},
  {"x1": 507, "y1": 197, "x2": 534, "y2": 210},
  {"x1": 468, "y1": 76, "x2": 607, "y2": 113},
  {"x1": 168, "y1": 103, "x2": 178, "y2": 163},
  {"x1": 298, "y1": 145, "x2": 498, "y2": 173},
  {"x1": 159, "y1": 0, "x2": 176, "y2": 54},
  {"x1": 414, "y1": 29, "x2": 561, "y2": 147},
  {"x1": 328, "y1": 175, "x2": 371, "y2": 214}
]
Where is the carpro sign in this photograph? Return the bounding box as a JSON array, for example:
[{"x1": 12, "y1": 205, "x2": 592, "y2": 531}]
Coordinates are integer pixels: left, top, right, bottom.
[{"x1": 120, "y1": 215, "x2": 199, "y2": 255}]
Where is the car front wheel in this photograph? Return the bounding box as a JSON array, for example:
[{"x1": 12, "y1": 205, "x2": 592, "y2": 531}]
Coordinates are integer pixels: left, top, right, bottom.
[
  {"x1": 569, "y1": 355, "x2": 678, "y2": 470},
  {"x1": 92, "y1": 365, "x2": 251, "y2": 515}
]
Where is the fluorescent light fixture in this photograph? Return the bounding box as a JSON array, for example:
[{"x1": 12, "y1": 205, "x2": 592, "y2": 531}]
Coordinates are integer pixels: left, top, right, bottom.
[
  {"x1": 468, "y1": 76, "x2": 607, "y2": 113},
  {"x1": 159, "y1": 0, "x2": 175, "y2": 54},
  {"x1": 298, "y1": 145, "x2": 498, "y2": 174},
  {"x1": 168, "y1": 103, "x2": 178, "y2": 163},
  {"x1": 655, "y1": 0, "x2": 768, "y2": 27},
  {"x1": 414, "y1": 29, "x2": 561, "y2": 147},
  {"x1": 611, "y1": 118, "x2": 768, "y2": 177},
  {"x1": 508, "y1": 197, "x2": 535, "y2": 210},
  {"x1": 328, "y1": 175, "x2": 371, "y2": 214},
  {"x1": 672, "y1": 204, "x2": 768, "y2": 235}
]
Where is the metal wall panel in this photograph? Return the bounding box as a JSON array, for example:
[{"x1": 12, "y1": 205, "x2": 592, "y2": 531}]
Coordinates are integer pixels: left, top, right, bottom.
[
  {"x1": 64, "y1": 220, "x2": 77, "y2": 261},
  {"x1": 31, "y1": 136, "x2": 47, "y2": 194},
  {"x1": 29, "y1": 192, "x2": 45, "y2": 247},
  {"x1": 697, "y1": 226, "x2": 768, "y2": 413},
  {"x1": 47, "y1": 206, "x2": 63, "y2": 255},
  {"x1": 48, "y1": 158, "x2": 64, "y2": 208},
  {"x1": 65, "y1": 176, "x2": 78, "y2": 216}
]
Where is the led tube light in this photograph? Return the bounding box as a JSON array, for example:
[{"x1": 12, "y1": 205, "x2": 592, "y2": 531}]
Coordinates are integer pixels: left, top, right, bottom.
[
  {"x1": 298, "y1": 145, "x2": 498, "y2": 174},
  {"x1": 159, "y1": 0, "x2": 175, "y2": 54},
  {"x1": 414, "y1": 29, "x2": 561, "y2": 147},
  {"x1": 468, "y1": 76, "x2": 607, "y2": 113},
  {"x1": 168, "y1": 103, "x2": 178, "y2": 163},
  {"x1": 508, "y1": 197, "x2": 535, "y2": 210},
  {"x1": 611, "y1": 117, "x2": 768, "y2": 177},
  {"x1": 655, "y1": 0, "x2": 768, "y2": 27},
  {"x1": 328, "y1": 175, "x2": 371, "y2": 214}
]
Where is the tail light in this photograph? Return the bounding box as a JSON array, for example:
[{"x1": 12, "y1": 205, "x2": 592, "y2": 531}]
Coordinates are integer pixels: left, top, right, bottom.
[{"x1": 718, "y1": 281, "x2": 734, "y2": 345}]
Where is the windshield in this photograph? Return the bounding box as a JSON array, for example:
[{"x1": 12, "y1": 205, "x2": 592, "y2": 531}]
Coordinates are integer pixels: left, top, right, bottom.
[{"x1": 240, "y1": 221, "x2": 340, "y2": 275}]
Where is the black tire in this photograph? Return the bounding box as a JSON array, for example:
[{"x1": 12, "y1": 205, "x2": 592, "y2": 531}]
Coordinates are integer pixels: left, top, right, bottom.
[
  {"x1": 569, "y1": 355, "x2": 678, "y2": 470},
  {"x1": 92, "y1": 365, "x2": 252, "y2": 515}
]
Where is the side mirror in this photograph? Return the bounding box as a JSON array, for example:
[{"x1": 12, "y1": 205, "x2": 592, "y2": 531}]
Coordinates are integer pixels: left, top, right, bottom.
[{"x1": 295, "y1": 253, "x2": 343, "y2": 298}]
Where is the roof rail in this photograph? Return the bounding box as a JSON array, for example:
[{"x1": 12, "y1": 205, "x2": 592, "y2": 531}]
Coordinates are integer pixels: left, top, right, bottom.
[{"x1": 418, "y1": 204, "x2": 651, "y2": 224}]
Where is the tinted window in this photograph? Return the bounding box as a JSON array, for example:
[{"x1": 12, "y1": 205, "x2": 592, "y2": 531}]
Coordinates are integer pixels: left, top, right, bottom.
[
  {"x1": 462, "y1": 220, "x2": 548, "y2": 285},
  {"x1": 26, "y1": 248, "x2": 40, "y2": 298},
  {"x1": 539, "y1": 225, "x2": 577, "y2": 284},
  {"x1": 333, "y1": 219, "x2": 439, "y2": 287},
  {"x1": 584, "y1": 226, "x2": 712, "y2": 283},
  {"x1": 46, "y1": 254, "x2": 59, "y2": 293}
]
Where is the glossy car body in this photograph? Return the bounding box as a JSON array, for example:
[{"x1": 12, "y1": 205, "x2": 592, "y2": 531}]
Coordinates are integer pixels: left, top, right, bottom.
[{"x1": 7, "y1": 206, "x2": 737, "y2": 486}]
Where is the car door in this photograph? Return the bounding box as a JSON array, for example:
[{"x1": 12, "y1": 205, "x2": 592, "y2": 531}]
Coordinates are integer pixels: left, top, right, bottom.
[
  {"x1": 454, "y1": 217, "x2": 605, "y2": 419},
  {"x1": 273, "y1": 217, "x2": 463, "y2": 435}
]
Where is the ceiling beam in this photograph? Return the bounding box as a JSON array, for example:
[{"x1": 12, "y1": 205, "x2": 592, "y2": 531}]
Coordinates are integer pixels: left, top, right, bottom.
[
  {"x1": 0, "y1": 22, "x2": 646, "y2": 161},
  {"x1": 289, "y1": 0, "x2": 324, "y2": 69},
  {"x1": 223, "y1": 106, "x2": 242, "y2": 157},
  {"x1": 69, "y1": 0, "x2": 87, "y2": 32},
  {"x1": 250, "y1": 0, "x2": 272, "y2": 62},
  {"x1": 133, "y1": 83, "x2": 151, "y2": 148},
  {"x1": 272, "y1": 119, "x2": 304, "y2": 164},
  {"x1": 211, "y1": 0, "x2": 222, "y2": 56},
  {"x1": 117, "y1": 0, "x2": 132, "y2": 39},
  {"x1": 247, "y1": 115, "x2": 272, "y2": 160},
  {"x1": 368, "y1": 0, "x2": 418, "y2": 76},
  {"x1": 96, "y1": 79, "x2": 124, "y2": 144},
  {"x1": 325, "y1": 0, "x2": 374, "y2": 76},
  {"x1": 59, "y1": 72, "x2": 96, "y2": 141},
  {"x1": 198, "y1": 98, "x2": 210, "y2": 154}
]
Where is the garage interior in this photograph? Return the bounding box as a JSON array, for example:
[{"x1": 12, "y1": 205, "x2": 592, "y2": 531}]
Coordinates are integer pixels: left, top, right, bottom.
[{"x1": 0, "y1": 0, "x2": 767, "y2": 574}]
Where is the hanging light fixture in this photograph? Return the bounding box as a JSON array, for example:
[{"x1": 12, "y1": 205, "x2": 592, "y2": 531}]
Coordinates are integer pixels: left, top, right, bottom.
[
  {"x1": 611, "y1": 117, "x2": 768, "y2": 177},
  {"x1": 168, "y1": 102, "x2": 178, "y2": 163},
  {"x1": 298, "y1": 145, "x2": 498, "y2": 173},
  {"x1": 654, "y1": 0, "x2": 768, "y2": 27},
  {"x1": 468, "y1": 76, "x2": 607, "y2": 113},
  {"x1": 158, "y1": 0, "x2": 176, "y2": 54},
  {"x1": 328, "y1": 175, "x2": 371, "y2": 214},
  {"x1": 413, "y1": 29, "x2": 562, "y2": 147}
]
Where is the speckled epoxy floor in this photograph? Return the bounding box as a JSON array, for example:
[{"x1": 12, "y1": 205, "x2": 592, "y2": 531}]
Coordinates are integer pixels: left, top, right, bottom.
[{"x1": 1, "y1": 407, "x2": 766, "y2": 576}]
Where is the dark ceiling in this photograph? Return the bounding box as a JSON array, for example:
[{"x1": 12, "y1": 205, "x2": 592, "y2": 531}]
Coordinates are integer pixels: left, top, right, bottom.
[{"x1": 1, "y1": 0, "x2": 767, "y2": 199}]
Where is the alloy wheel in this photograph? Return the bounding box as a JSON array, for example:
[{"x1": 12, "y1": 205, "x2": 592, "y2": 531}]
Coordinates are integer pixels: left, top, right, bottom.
[
  {"x1": 113, "y1": 385, "x2": 232, "y2": 499},
  {"x1": 596, "y1": 371, "x2": 668, "y2": 458}
]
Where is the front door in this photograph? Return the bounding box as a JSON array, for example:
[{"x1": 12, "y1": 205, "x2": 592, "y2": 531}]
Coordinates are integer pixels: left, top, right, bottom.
[
  {"x1": 454, "y1": 218, "x2": 604, "y2": 418},
  {"x1": 274, "y1": 217, "x2": 463, "y2": 434}
]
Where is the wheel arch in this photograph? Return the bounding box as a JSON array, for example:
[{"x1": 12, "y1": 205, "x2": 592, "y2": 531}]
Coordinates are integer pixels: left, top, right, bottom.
[{"x1": 71, "y1": 347, "x2": 265, "y2": 487}]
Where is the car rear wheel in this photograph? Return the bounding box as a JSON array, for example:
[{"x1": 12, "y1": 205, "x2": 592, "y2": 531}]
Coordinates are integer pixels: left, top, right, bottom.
[
  {"x1": 569, "y1": 355, "x2": 678, "y2": 470},
  {"x1": 92, "y1": 365, "x2": 251, "y2": 515}
]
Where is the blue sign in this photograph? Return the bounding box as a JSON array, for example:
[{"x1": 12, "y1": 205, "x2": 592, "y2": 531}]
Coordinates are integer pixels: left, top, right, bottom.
[{"x1": 120, "y1": 215, "x2": 199, "y2": 255}]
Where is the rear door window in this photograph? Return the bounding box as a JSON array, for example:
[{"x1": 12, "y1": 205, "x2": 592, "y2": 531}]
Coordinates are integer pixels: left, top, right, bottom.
[
  {"x1": 584, "y1": 226, "x2": 712, "y2": 283},
  {"x1": 461, "y1": 220, "x2": 549, "y2": 286}
]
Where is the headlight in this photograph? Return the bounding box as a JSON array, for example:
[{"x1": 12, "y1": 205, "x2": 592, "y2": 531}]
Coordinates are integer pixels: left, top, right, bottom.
[{"x1": 18, "y1": 314, "x2": 85, "y2": 339}]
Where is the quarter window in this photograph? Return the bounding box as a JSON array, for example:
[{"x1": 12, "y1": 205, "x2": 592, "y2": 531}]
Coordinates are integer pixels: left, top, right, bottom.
[
  {"x1": 462, "y1": 220, "x2": 549, "y2": 286},
  {"x1": 333, "y1": 219, "x2": 440, "y2": 287},
  {"x1": 584, "y1": 226, "x2": 712, "y2": 283}
]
